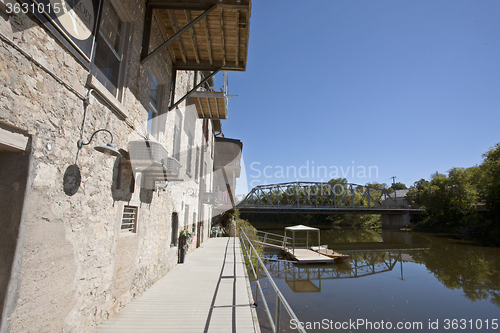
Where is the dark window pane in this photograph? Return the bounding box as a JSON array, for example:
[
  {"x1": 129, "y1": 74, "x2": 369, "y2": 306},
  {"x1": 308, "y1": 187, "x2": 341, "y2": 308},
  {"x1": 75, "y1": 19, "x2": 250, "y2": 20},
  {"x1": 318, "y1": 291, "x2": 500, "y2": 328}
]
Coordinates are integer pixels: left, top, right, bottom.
[
  {"x1": 94, "y1": 35, "x2": 120, "y2": 96},
  {"x1": 99, "y1": 1, "x2": 123, "y2": 53},
  {"x1": 171, "y1": 213, "x2": 179, "y2": 246}
]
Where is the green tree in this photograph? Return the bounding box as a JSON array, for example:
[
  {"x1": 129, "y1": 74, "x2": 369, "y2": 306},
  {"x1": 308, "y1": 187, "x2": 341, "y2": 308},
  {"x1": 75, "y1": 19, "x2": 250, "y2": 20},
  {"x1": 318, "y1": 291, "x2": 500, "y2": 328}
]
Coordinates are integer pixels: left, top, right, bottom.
[
  {"x1": 328, "y1": 177, "x2": 348, "y2": 184},
  {"x1": 393, "y1": 182, "x2": 407, "y2": 190},
  {"x1": 480, "y1": 143, "x2": 500, "y2": 221},
  {"x1": 408, "y1": 170, "x2": 477, "y2": 229}
]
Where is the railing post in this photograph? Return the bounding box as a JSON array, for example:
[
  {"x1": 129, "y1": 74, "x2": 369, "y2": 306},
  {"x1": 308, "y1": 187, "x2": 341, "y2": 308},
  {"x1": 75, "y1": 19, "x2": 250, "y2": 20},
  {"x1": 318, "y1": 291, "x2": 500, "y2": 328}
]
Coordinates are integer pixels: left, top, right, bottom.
[
  {"x1": 249, "y1": 246, "x2": 253, "y2": 267},
  {"x1": 254, "y1": 264, "x2": 260, "y2": 306},
  {"x1": 275, "y1": 294, "x2": 281, "y2": 333}
]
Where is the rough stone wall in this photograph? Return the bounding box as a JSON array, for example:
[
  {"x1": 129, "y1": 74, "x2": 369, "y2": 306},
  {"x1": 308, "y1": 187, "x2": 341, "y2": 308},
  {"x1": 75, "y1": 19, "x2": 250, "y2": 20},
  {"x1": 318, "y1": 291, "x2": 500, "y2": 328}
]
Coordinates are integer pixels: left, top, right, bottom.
[{"x1": 0, "y1": 2, "x2": 215, "y2": 332}]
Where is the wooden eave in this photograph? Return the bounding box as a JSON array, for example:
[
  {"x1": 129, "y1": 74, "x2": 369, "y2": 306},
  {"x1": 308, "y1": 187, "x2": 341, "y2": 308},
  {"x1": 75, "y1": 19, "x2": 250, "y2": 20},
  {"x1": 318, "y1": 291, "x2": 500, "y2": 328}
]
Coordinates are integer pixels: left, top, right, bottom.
[
  {"x1": 144, "y1": 0, "x2": 251, "y2": 72},
  {"x1": 191, "y1": 91, "x2": 227, "y2": 119}
]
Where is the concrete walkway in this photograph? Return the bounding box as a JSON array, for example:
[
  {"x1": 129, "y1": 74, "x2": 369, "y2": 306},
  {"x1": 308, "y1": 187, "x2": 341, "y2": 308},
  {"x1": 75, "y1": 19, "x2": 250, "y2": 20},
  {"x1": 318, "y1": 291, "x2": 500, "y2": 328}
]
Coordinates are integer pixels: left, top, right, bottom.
[{"x1": 94, "y1": 237, "x2": 260, "y2": 333}]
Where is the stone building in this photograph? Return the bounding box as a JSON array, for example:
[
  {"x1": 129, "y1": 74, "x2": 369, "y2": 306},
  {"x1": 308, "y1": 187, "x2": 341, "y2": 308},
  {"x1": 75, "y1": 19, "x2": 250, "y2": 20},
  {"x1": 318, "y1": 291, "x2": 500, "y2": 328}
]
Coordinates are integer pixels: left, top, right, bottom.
[{"x1": 0, "y1": 0, "x2": 250, "y2": 332}]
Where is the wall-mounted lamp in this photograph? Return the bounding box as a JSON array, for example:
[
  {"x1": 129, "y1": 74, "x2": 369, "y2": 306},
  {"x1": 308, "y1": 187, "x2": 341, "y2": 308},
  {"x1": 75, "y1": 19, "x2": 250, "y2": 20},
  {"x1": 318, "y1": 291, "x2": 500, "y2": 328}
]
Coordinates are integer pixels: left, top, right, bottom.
[
  {"x1": 77, "y1": 129, "x2": 122, "y2": 157},
  {"x1": 184, "y1": 188, "x2": 197, "y2": 197}
]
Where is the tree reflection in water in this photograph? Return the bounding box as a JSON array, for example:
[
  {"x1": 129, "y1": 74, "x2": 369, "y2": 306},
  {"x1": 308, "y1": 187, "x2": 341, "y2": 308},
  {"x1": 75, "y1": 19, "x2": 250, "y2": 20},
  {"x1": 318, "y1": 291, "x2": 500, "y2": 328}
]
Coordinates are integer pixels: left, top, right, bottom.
[{"x1": 411, "y1": 235, "x2": 500, "y2": 307}]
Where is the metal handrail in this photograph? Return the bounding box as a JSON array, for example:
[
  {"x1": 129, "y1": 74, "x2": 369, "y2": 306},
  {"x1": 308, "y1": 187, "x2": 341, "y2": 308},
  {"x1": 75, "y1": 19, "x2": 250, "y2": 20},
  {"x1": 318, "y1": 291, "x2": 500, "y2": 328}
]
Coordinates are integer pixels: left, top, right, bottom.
[
  {"x1": 241, "y1": 227, "x2": 289, "y2": 249},
  {"x1": 241, "y1": 227, "x2": 314, "y2": 252},
  {"x1": 239, "y1": 227, "x2": 306, "y2": 333}
]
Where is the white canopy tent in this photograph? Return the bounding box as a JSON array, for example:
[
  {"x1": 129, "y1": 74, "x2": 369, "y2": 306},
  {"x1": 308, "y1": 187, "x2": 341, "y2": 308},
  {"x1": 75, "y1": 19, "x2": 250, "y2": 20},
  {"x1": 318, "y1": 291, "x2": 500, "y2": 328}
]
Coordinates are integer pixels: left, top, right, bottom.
[{"x1": 284, "y1": 225, "x2": 321, "y2": 256}]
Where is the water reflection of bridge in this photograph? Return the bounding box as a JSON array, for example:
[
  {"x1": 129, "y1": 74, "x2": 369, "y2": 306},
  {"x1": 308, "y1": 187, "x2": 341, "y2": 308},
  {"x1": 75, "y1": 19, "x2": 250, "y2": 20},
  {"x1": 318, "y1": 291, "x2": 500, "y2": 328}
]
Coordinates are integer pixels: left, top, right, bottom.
[{"x1": 262, "y1": 249, "x2": 426, "y2": 292}]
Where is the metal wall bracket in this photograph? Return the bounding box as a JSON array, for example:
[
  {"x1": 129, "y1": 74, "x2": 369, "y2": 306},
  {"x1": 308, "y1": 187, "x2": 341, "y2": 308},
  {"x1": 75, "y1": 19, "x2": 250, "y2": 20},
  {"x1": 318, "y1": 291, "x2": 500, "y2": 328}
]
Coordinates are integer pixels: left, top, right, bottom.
[{"x1": 169, "y1": 68, "x2": 221, "y2": 111}]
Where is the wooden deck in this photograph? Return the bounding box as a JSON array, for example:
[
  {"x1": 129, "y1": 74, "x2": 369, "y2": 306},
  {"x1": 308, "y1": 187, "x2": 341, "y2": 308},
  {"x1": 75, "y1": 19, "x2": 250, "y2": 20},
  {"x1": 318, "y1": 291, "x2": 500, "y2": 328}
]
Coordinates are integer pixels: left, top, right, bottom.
[
  {"x1": 94, "y1": 237, "x2": 259, "y2": 333},
  {"x1": 254, "y1": 240, "x2": 336, "y2": 264},
  {"x1": 284, "y1": 248, "x2": 335, "y2": 264}
]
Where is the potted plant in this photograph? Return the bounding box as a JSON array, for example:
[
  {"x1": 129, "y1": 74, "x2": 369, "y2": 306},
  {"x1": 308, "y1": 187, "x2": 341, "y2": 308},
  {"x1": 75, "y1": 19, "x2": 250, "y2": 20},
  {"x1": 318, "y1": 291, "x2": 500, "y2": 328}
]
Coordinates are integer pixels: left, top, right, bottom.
[{"x1": 178, "y1": 227, "x2": 196, "y2": 264}]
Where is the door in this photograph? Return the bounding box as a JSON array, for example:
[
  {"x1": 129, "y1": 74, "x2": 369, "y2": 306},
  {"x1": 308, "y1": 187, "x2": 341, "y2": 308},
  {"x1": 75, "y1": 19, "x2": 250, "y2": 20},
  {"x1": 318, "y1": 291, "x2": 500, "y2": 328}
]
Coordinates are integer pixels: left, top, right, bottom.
[{"x1": 0, "y1": 133, "x2": 31, "y2": 329}]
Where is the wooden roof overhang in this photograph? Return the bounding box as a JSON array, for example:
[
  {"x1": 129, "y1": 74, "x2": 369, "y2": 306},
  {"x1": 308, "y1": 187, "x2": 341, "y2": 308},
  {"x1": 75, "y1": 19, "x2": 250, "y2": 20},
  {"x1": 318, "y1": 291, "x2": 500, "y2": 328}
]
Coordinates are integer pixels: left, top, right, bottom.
[
  {"x1": 191, "y1": 91, "x2": 227, "y2": 119},
  {"x1": 141, "y1": 0, "x2": 251, "y2": 111}
]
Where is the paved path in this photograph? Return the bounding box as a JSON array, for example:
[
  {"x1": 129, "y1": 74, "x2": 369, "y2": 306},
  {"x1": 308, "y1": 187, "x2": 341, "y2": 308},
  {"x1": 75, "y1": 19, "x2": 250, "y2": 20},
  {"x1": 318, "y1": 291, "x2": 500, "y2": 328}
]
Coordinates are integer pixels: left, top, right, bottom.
[{"x1": 94, "y1": 237, "x2": 259, "y2": 333}]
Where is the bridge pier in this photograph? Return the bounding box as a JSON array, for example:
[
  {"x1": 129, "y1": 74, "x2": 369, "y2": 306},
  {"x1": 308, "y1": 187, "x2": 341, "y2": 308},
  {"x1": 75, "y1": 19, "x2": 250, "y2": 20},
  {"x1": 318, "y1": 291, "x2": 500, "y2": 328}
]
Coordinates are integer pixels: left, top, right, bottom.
[{"x1": 381, "y1": 213, "x2": 411, "y2": 229}]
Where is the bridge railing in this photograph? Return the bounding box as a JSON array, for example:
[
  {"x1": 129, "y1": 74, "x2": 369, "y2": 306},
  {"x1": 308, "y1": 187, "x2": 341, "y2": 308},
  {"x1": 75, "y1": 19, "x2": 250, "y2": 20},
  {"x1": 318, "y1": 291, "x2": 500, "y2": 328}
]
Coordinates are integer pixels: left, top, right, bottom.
[{"x1": 239, "y1": 227, "x2": 306, "y2": 333}]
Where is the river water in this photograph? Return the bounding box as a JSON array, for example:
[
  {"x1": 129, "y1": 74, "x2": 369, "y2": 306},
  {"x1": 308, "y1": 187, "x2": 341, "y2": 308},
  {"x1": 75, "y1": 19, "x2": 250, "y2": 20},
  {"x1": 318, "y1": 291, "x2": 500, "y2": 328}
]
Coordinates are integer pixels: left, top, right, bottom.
[{"x1": 248, "y1": 224, "x2": 500, "y2": 332}]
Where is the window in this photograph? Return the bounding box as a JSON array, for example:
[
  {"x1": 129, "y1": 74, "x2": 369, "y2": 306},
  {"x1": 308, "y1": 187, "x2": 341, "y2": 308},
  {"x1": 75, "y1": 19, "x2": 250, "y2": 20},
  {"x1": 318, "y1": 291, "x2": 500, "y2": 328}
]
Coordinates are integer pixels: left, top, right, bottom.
[
  {"x1": 210, "y1": 132, "x2": 214, "y2": 159},
  {"x1": 121, "y1": 206, "x2": 138, "y2": 233},
  {"x1": 186, "y1": 131, "x2": 193, "y2": 176},
  {"x1": 173, "y1": 125, "x2": 180, "y2": 161},
  {"x1": 192, "y1": 213, "x2": 196, "y2": 233},
  {"x1": 147, "y1": 74, "x2": 162, "y2": 140},
  {"x1": 204, "y1": 162, "x2": 208, "y2": 192},
  {"x1": 203, "y1": 119, "x2": 209, "y2": 142},
  {"x1": 171, "y1": 212, "x2": 179, "y2": 246},
  {"x1": 92, "y1": 0, "x2": 130, "y2": 99},
  {"x1": 184, "y1": 205, "x2": 190, "y2": 227},
  {"x1": 173, "y1": 112, "x2": 182, "y2": 161},
  {"x1": 194, "y1": 147, "x2": 200, "y2": 182}
]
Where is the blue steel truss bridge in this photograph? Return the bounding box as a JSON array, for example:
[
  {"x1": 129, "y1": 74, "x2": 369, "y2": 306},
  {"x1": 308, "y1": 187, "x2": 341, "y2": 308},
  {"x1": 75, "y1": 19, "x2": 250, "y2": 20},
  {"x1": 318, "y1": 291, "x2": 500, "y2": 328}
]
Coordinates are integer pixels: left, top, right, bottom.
[{"x1": 236, "y1": 182, "x2": 423, "y2": 215}]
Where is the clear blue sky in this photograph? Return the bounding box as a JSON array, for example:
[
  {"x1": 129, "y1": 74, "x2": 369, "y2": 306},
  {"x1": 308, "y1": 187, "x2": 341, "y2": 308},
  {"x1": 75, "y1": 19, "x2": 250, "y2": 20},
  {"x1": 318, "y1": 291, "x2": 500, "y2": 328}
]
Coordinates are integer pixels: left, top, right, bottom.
[{"x1": 220, "y1": 0, "x2": 500, "y2": 194}]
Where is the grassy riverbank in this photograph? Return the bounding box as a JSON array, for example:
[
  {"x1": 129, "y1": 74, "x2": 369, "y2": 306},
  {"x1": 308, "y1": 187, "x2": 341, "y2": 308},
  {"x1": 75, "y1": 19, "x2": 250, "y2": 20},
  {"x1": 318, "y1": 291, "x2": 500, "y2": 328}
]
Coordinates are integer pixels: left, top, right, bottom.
[{"x1": 235, "y1": 217, "x2": 265, "y2": 279}]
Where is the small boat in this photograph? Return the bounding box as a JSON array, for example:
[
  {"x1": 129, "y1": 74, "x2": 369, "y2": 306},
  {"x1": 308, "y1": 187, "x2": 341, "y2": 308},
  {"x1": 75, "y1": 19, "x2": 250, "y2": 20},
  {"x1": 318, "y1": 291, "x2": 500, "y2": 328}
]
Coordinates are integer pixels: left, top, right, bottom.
[{"x1": 310, "y1": 245, "x2": 350, "y2": 260}]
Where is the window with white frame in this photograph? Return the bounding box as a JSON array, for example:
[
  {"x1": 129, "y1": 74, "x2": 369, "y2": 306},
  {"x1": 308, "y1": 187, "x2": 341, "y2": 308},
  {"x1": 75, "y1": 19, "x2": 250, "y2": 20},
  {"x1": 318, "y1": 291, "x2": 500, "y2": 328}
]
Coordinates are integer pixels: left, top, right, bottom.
[
  {"x1": 173, "y1": 112, "x2": 182, "y2": 161},
  {"x1": 92, "y1": 0, "x2": 130, "y2": 100},
  {"x1": 204, "y1": 162, "x2": 208, "y2": 192},
  {"x1": 184, "y1": 204, "x2": 190, "y2": 227},
  {"x1": 194, "y1": 146, "x2": 200, "y2": 182},
  {"x1": 186, "y1": 131, "x2": 193, "y2": 176},
  {"x1": 147, "y1": 74, "x2": 163, "y2": 140},
  {"x1": 121, "y1": 205, "x2": 138, "y2": 233}
]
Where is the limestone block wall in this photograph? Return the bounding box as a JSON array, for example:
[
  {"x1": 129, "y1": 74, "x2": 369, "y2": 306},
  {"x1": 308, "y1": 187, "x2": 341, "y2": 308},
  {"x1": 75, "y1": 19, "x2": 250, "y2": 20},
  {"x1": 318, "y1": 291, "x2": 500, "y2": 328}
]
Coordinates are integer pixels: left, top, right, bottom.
[{"x1": 0, "y1": 2, "x2": 216, "y2": 332}]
